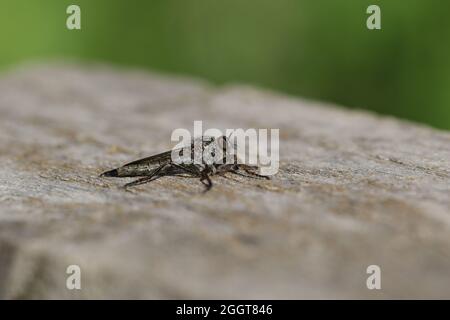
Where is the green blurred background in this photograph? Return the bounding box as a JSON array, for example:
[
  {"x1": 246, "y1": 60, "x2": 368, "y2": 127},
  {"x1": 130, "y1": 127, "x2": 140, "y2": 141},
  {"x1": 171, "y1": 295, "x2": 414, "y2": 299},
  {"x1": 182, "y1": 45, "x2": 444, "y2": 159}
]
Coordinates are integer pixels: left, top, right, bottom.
[{"x1": 1, "y1": 0, "x2": 449, "y2": 129}]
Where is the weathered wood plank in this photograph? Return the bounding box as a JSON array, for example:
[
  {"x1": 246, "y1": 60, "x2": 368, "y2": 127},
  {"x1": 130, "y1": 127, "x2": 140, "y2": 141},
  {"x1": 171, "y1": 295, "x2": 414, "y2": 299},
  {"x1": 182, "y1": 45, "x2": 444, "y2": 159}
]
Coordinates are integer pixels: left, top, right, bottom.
[{"x1": 0, "y1": 64, "x2": 449, "y2": 298}]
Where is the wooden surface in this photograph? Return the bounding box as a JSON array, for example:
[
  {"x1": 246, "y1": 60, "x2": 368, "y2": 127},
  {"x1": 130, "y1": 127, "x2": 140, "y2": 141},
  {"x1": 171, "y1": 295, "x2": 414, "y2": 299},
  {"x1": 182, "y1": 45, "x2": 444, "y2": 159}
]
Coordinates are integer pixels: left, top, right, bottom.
[{"x1": 0, "y1": 64, "x2": 449, "y2": 298}]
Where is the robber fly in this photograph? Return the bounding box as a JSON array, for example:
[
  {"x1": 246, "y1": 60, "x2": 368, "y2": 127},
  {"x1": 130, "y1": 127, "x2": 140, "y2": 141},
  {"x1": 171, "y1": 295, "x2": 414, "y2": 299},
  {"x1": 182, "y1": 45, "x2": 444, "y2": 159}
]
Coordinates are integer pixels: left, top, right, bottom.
[{"x1": 100, "y1": 136, "x2": 269, "y2": 191}]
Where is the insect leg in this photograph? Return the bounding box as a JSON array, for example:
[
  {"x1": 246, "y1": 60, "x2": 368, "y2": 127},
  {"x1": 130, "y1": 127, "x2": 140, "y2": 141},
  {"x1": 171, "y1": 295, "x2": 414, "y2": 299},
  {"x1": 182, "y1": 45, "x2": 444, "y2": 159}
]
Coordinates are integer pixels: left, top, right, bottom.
[
  {"x1": 195, "y1": 165, "x2": 213, "y2": 191},
  {"x1": 200, "y1": 171, "x2": 213, "y2": 192},
  {"x1": 244, "y1": 170, "x2": 270, "y2": 180},
  {"x1": 123, "y1": 162, "x2": 169, "y2": 188},
  {"x1": 171, "y1": 163, "x2": 201, "y2": 177},
  {"x1": 231, "y1": 166, "x2": 270, "y2": 180},
  {"x1": 123, "y1": 175, "x2": 163, "y2": 188},
  {"x1": 170, "y1": 163, "x2": 212, "y2": 191}
]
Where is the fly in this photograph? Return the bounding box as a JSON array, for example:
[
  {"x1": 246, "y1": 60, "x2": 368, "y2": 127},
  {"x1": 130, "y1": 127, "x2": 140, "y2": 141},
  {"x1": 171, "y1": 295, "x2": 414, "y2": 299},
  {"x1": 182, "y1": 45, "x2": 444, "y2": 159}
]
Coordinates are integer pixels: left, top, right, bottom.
[{"x1": 100, "y1": 136, "x2": 269, "y2": 192}]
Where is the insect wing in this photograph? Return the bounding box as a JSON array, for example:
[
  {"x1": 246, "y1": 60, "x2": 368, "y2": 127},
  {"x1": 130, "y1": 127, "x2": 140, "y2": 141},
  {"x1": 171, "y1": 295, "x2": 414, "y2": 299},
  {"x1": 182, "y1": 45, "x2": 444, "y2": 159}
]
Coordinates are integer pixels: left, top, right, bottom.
[{"x1": 123, "y1": 150, "x2": 173, "y2": 167}]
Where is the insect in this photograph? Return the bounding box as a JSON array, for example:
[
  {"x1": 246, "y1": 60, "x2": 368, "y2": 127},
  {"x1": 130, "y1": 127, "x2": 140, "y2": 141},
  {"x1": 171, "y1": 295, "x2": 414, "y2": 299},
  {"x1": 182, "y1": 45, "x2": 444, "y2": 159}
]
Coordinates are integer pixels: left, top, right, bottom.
[{"x1": 100, "y1": 136, "x2": 269, "y2": 191}]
